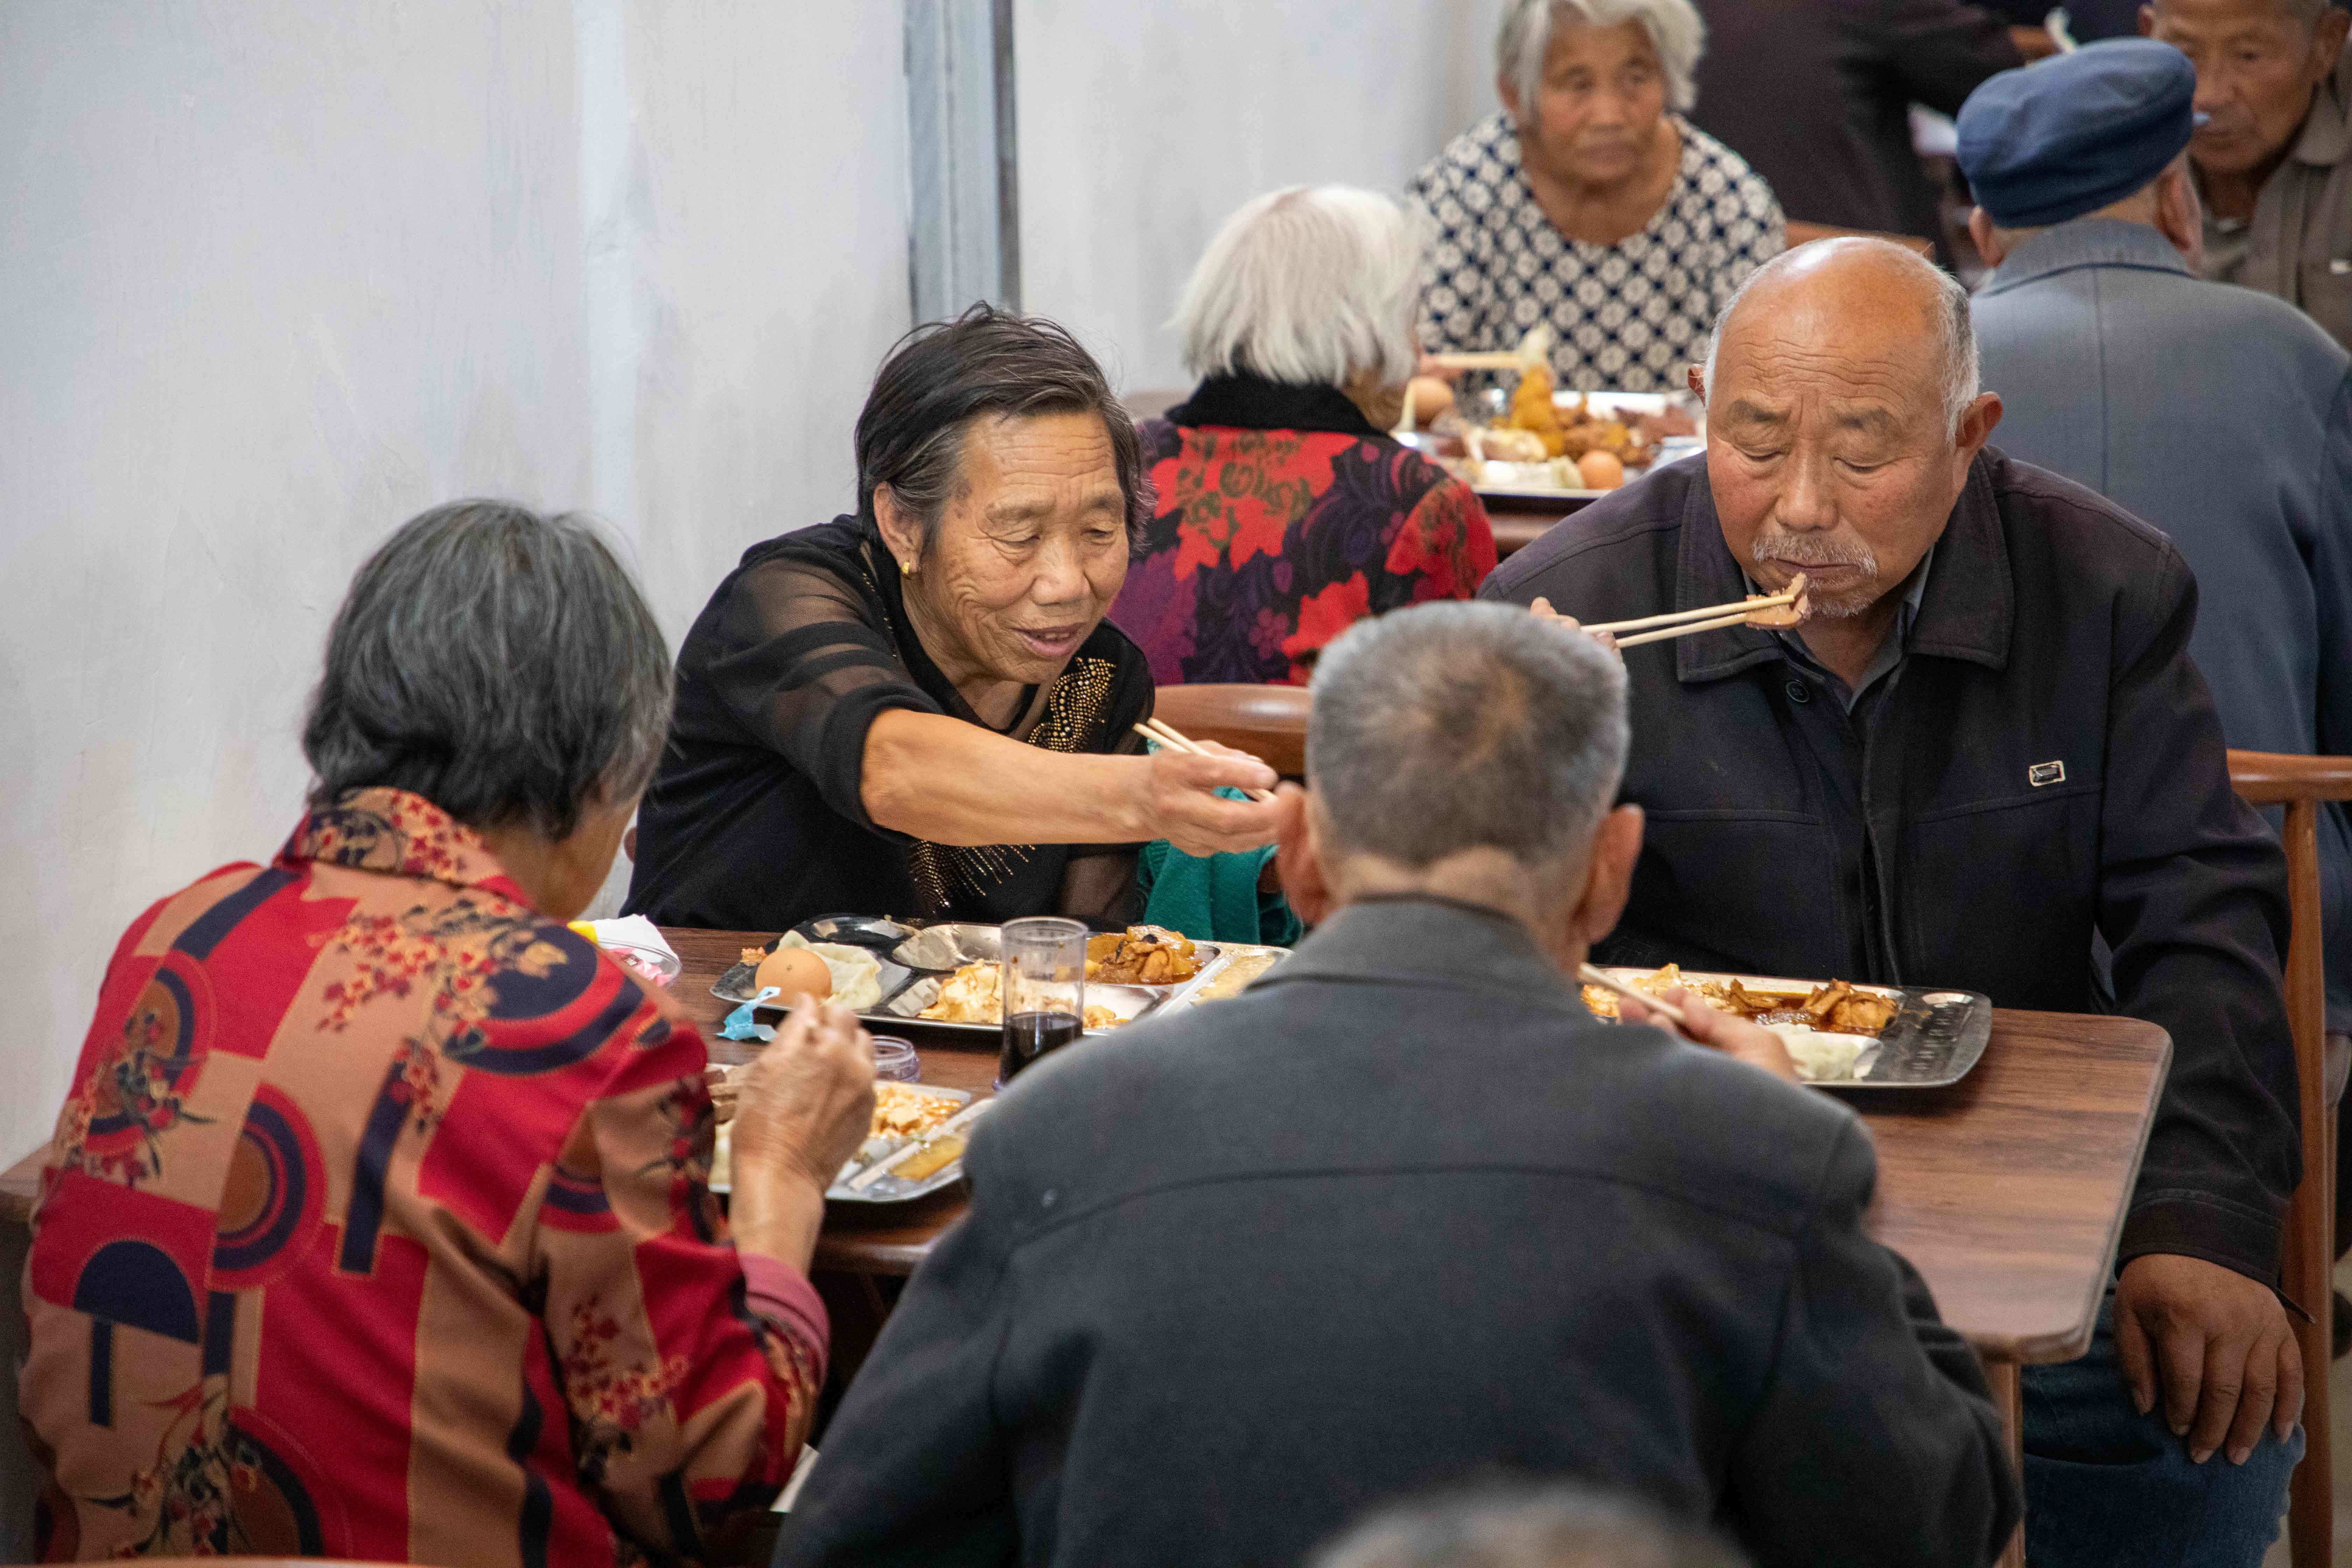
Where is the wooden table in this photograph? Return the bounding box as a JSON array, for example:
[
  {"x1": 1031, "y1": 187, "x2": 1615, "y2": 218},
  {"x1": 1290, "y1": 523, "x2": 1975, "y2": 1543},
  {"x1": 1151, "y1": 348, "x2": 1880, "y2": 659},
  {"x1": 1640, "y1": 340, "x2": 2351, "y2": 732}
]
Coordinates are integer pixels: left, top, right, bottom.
[
  {"x1": 1487, "y1": 502, "x2": 1574, "y2": 559},
  {"x1": 0, "y1": 928, "x2": 2168, "y2": 1568}
]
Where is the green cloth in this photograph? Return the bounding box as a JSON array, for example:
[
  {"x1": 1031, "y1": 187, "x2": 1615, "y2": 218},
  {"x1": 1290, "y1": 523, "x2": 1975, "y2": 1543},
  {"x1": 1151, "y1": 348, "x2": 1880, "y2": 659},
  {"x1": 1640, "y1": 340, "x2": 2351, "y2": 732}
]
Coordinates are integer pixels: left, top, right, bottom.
[{"x1": 1134, "y1": 784, "x2": 1302, "y2": 945}]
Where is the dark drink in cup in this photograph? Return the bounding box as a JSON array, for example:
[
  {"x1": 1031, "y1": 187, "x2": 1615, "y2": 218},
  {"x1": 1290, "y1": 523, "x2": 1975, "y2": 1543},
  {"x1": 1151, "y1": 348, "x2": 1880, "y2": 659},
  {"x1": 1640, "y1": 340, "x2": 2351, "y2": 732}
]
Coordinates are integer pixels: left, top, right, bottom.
[
  {"x1": 997, "y1": 917, "x2": 1087, "y2": 1087},
  {"x1": 1000, "y1": 1010, "x2": 1083, "y2": 1083}
]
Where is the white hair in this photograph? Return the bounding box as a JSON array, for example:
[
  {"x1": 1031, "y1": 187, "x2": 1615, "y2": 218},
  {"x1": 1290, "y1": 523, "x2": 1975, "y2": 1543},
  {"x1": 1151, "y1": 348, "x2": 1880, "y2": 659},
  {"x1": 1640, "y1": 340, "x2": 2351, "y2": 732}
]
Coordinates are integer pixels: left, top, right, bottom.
[
  {"x1": 1498, "y1": 0, "x2": 1706, "y2": 115},
  {"x1": 1175, "y1": 186, "x2": 1428, "y2": 390},
  {"x1": 1700, "y1": 240, "x2": 1981, "y2": 440}
]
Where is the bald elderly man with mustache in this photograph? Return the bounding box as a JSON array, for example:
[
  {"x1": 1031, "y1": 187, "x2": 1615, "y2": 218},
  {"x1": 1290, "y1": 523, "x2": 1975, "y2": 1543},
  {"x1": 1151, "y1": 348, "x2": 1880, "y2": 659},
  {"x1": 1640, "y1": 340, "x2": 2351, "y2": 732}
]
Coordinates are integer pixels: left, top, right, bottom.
[{"x1": 1483, "y1": 239, "x2": 2303, "y2": 1566}]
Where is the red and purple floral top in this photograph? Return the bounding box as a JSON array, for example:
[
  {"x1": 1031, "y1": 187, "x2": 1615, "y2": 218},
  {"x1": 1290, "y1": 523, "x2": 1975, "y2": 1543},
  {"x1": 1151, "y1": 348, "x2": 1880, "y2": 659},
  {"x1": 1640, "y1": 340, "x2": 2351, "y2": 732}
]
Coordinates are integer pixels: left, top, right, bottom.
[
  {"x1": 21, "y1": 788, "x2": 822, "y2": 1565},
  {"x1": 1110, "y1": 376, "x2": 1497, "y2": 685}
]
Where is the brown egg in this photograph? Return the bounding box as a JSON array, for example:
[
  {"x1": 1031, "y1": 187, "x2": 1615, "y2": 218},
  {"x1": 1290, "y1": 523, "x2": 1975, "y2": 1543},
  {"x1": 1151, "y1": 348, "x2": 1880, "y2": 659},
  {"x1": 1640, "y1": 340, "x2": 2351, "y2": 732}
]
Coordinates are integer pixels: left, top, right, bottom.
[
  {"x1": 1406, "y1": 376, "x2": 1454, "y2": 425},
  {"x1": 1577, "y1": 450, "x2": 1625, "y2": 490},
  {"x1": 754, "y1": 946, "x2": 832, "y2": 1005}
]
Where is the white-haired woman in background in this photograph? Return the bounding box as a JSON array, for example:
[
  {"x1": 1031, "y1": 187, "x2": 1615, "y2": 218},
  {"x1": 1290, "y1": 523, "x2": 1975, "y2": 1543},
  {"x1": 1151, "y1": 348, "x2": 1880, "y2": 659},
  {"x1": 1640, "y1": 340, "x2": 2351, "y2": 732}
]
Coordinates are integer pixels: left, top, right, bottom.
[
  {"x1": 1108, "y1": 186, "x2": 1496, "y2": 686},
  {"x1": 1410, "y1": 0, "x2": 1785, "y2": 392}
]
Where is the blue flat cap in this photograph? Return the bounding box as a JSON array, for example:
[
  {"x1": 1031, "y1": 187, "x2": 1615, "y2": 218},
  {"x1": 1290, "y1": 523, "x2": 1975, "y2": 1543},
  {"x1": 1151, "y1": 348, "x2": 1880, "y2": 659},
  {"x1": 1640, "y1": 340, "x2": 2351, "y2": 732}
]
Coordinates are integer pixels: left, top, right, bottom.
[{"x1": 1956, "y1": 39, "x2": 2199, "y2": 227}]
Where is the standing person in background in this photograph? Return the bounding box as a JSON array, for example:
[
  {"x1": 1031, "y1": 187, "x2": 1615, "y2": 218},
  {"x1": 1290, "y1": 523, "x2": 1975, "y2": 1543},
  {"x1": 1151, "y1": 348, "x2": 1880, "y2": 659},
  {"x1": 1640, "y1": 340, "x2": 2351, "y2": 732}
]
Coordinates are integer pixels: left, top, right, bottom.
[
  {"x1": 2144, "y1": 0, "x2": 2352, "y2": 349},
  {"x1": 1686, "y1": 0, "x2": 2035, "y2": 246},
  {"x1": 1110, "y1": 187, "x2": 1495, "y2": 687},
  {"x1": 1961, "y1": 37, "x2": 2352, "y2": 1327},
  {"x1": 1411, "y1": 0, "x2": 1783, "y2": 394}
]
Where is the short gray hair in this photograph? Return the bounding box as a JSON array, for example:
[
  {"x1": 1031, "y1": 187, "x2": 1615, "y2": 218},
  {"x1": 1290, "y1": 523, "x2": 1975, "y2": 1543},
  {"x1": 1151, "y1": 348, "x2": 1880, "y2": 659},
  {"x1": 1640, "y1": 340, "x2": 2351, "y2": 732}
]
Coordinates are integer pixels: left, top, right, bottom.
[
  {"x1": 1499, "y1": 0, "x2": 1707, "y2": 114},
  {"x1": 1176, "y1": 186, "x2": 1428, "y2": 389},
  {"x1": 303, "y1": 500, "x2": 673, "y2": 841},
  {"x1": 1701, "y1": 239, "x2": 1980, "y2": 439},
  {"x1": 1307, "y1": 602, "x2": 1629, "y2": 872},
  {"x1": 1312, "y1": 1483, "x2": 1749, "y2": 1568}
]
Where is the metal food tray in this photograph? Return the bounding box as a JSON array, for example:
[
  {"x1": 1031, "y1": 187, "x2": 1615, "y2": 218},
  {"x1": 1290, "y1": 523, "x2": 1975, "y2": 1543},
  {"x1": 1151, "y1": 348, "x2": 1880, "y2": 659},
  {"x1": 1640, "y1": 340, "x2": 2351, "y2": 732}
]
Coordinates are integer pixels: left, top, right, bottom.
[
  {"x1": 1594, "y1": 968, "x2": 1990, "y2": 1090},
  {"x1": 714, "y1": 1086, "x2": 989, "y2": 1205},
  {"x1": 712, "y1": 925, "x2": 1236, "y2": 1041}
]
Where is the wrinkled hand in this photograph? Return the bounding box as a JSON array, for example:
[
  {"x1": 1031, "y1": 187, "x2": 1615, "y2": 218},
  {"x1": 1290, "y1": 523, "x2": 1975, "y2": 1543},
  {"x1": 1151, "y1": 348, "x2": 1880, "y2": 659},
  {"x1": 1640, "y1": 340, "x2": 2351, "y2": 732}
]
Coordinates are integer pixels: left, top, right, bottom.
[
  {"x1": 729, "y1": 997, "x2": 877, "y2": 1197},
  {"x1": 1528, "y1": 598, "x2": 1618, "y2": 652},
  {"x1": 2115, "y1": 1252, "x2": 2302, "y2": 1465},
  {"x1": 1620, "y1": 985, "x2": 1800, "y2": 1084},
  {"x1": 1142, "y1": 743, "x2": 1284, "y2": 857}
]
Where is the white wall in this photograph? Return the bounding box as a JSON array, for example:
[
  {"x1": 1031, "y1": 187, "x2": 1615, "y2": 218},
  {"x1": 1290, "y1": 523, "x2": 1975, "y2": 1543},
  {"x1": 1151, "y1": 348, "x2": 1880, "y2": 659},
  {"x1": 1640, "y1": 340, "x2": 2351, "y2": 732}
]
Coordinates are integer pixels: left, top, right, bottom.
[
  {"x1": 1014, "y1": 0, "x2": 1507, "y2": 392},
  {"x1": 0, "y1": 0, "x2": 911, "y2": 1165}
]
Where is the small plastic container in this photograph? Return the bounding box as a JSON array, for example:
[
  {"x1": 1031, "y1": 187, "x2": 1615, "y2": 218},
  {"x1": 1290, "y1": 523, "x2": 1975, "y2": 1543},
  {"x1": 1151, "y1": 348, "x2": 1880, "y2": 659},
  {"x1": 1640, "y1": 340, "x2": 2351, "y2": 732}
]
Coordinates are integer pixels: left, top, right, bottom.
[
  {"x1": 602, "y1": 941, "x2": 681, "y2": 989},
  {"x1": 869, "y1": 1036, "x2": 922, "y2": 1083}
]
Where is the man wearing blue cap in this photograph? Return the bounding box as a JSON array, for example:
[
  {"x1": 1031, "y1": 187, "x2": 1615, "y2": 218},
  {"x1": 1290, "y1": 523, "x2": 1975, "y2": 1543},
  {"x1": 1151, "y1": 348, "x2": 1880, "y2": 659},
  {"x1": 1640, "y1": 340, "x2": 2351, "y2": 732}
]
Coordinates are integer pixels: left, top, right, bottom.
[{"x1": 1963, "y1": 48, "x2": 2352, "y2": 1461}]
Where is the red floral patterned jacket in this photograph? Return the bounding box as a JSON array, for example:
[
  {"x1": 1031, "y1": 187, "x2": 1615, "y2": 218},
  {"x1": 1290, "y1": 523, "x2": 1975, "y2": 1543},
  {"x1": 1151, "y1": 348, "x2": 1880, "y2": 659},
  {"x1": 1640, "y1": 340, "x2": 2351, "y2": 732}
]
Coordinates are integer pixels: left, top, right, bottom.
[
  {"x1": 20, "y1": 788, "x2": 822, "y2": 1564},
  {"x1": 1110, "y1": 376, "x2": 1496, "y2": 685}
]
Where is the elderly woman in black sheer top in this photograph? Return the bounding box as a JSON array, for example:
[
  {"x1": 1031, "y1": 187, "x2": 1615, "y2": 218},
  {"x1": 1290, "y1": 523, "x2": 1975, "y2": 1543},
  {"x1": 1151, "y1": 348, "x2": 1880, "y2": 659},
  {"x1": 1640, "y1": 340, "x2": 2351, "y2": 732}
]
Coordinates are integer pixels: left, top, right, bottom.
[{"x1": 626, "y1": 307, "x2": 1283, "y2": 932}]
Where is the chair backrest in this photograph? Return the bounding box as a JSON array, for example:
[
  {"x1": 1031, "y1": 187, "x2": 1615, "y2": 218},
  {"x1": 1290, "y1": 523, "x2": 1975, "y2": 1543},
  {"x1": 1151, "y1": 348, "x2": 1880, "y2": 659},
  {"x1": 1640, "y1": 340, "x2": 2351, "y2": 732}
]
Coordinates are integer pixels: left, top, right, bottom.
[
  {"x1": 2226, "y1": 749, "x2": 2352, "y2": 1568},
  {"x1": 1151, "y1": 683, "x2": 1310, "y2": 778}
]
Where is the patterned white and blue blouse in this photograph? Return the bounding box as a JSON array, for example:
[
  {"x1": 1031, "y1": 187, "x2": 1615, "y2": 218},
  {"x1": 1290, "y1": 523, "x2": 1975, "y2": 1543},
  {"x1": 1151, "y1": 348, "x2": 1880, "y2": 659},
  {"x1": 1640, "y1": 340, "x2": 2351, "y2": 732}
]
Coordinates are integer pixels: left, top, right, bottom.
[{"x1": 1410, "y1": 112, "x2": 1786, "y2": 393}]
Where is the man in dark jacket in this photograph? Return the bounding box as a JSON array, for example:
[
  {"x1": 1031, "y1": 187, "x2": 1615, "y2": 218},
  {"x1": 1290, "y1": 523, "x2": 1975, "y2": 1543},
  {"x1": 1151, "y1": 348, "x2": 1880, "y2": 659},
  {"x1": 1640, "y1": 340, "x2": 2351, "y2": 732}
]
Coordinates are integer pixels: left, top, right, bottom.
[
  {"x1": 1687, "y1": 0, "x2": 2033, "y2": 244},
  {"x1": 1483, "y1": 237, "x2": 2304, "y2": 1566},
  {"x1": 779, "y1": 602, "x2": 2019, "y2": 1568}
]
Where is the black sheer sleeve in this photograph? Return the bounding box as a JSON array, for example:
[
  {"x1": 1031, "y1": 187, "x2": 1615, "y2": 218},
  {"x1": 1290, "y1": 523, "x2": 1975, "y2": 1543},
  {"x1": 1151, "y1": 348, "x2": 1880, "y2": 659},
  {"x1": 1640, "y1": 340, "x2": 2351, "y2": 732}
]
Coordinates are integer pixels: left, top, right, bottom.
[{"x1": 695, "y1": 539, "x2": 942, "y2": 835}]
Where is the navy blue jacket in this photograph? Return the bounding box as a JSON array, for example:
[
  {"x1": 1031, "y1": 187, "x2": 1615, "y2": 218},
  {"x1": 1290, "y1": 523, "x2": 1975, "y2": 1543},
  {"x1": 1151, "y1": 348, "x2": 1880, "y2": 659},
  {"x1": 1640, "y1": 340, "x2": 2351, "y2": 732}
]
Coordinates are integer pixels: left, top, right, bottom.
[{"x1": 1483, "y1": 451, "x2": 2299, "y2": 1283}]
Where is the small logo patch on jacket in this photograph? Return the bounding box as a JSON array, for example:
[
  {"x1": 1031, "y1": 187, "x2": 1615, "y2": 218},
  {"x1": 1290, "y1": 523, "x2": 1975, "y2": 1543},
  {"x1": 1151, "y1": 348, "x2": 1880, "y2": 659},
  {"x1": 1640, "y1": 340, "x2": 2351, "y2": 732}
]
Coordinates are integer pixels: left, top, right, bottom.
[{"x1": 2029, "y1": 761, "x2": 2066, "y2": 787}]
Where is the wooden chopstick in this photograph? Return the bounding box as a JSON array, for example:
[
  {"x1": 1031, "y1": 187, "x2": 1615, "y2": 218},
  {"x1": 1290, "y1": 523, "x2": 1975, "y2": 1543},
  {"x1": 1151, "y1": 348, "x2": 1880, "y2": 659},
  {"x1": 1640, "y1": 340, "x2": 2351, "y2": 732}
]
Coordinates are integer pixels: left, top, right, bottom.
[
  {"x1": 1587, "y1": 588, "x2": 1799, "y2": 637},
  {"x1": 1424, "y1": 350, "x2": 1530, "y2": 370},
  {"x1": 1133, "y1": 719, "x2": 1279, "y2": 803},
  {"x1": 1577, "y1": 964, "x2": 1692, "y2": 1029},
  {"x1": 1610, "y1": 608, "x2": 1758, "y2": 649}
]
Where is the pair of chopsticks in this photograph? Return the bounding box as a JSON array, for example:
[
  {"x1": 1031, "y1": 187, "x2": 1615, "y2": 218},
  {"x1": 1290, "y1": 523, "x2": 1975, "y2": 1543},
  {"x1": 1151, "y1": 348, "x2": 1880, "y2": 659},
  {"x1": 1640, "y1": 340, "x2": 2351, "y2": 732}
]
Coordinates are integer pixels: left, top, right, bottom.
[
  {"x1": 1582, "y1": 575, "x2": 1807, "y2": 649},
  {"x1": 1133, "y1": 718, "x2": 1279, "y2": 803},
  {"x1": 1577, "y1": 964, "x2": 1693, "y2": 1029}
]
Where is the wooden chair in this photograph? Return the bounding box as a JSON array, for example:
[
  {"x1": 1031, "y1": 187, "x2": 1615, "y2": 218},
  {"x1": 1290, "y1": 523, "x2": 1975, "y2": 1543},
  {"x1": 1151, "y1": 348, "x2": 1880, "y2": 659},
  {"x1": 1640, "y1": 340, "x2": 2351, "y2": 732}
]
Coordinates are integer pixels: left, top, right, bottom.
[
  {"x1": 2226, "y1": 749, "x2": 2352, "y2": 1568},
  {"x1": 1150, "y1": 683, "x2": 1310, "y2": 778}
]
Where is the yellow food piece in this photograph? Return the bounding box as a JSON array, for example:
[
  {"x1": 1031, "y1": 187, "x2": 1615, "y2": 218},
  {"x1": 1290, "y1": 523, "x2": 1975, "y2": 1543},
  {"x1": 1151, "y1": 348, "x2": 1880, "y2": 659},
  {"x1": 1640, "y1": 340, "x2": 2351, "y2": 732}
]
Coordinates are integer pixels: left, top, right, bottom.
[
  {"x1": 872, "y1": 1083, "x2": 960, "y2": 1139},
  {"x1": 893, "y1": 1134, "x2": 967, "y2": 1183}
]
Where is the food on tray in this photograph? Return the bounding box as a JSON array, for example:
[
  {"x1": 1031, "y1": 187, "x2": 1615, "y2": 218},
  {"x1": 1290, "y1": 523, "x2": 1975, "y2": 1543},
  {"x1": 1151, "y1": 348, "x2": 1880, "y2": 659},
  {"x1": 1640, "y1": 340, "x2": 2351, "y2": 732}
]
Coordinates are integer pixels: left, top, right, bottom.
[
  {"x1": 892, "y1": 1134, "x2": 967, "y2": 1183},
  {"x1": 755, "y1": 946, "x2": 833, "y2": 1003},
  {"x1": 917, "y1": 962, "x2": 1123, "y2": 1030},
  {"x1": 1192, "y1": 950, "x2": 1283, "y2": 1002},
  {"x1": 872, "y1": 1081, "x2": 961, "y2": 1140},
  {"x1": 740, "y1": 933, "x2": 884, "y2": 1010},
  {"x1": 1086, "y1": 925, "x2": 1199, "y2": 985},
  {"x1": 1793, "y1": 980, "x2": 1898, "y2": 1036},
  {"x1": 1764, "y1": 1026, "x2": 1873, "y2": 1083},
  {"x1": 1581, "y1": 965, "x2": 1901, "y2": 1040},
  {"x1": 1450, "y1": 363, "x2": 1704, "y2": 494},
  {"x1": 893, "y1": 924, "x2": 970, "y2": 970}
]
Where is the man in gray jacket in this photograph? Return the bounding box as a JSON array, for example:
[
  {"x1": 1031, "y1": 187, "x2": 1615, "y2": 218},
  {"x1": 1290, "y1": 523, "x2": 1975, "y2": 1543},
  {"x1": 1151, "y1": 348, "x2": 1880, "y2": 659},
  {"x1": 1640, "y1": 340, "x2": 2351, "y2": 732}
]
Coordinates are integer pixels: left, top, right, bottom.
[
  {"x1": 781, "y1": 603, "x2": 2018, "y2": 1568},
  {"x1": 1961, "y1": 41, "x2": 2352, "y2": 1131}
]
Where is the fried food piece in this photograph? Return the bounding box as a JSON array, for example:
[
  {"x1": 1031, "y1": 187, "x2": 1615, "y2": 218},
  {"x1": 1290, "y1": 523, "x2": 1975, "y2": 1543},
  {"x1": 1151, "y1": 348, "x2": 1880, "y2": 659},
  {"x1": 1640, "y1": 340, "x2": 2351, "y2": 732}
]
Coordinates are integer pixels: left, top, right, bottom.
[
  {"x1": 1508, "y1": 363, "x2": 1567, "y2": 456},
  {"x1": 1743, "y1": 572, "x2": 1811, "y2": 630},
  {"x1": 1086, "y1": 925, "x2": 1200, "y2": 986},
  {"x1": 872, "y1": 1082, "x2": 960, "y2": 1139},
  {"x1": 741, "y1": 945, "x2": 768, "y2": 967},
  {"x1": 1800, "y1": 981, "x2": 1898, "y2": 1036}
]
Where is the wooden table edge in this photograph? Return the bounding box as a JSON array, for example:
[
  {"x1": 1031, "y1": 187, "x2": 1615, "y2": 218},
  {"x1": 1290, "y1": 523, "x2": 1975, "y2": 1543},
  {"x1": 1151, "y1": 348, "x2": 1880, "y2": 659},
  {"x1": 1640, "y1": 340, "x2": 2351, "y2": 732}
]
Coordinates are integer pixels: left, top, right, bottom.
[{"x1": 1965, "y1": 1018, "x2": 2172, "y2": 1369}]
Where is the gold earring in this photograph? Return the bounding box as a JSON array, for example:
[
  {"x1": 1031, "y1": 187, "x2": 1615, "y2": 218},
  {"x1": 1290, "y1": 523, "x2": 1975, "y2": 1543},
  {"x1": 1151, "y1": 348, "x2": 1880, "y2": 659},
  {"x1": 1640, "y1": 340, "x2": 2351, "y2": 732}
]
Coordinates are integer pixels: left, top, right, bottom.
[{"x1": 900, "y1": 557, "x2": 916, "y2": 576}]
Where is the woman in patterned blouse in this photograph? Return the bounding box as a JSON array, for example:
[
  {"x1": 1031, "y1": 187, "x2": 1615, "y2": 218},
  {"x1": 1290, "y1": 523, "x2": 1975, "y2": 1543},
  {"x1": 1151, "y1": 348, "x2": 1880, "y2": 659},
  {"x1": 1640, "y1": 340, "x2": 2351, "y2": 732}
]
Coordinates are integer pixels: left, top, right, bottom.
[
  {"x1": 21, "y1": 503, "x2": 877, "y2": 1563},
  {"x1": 1111, "y1": 187, "x2": 1497, "y2": 686},
  {"x1": 1411, "y1": 0, "x2": 1786, "y2": 393}
]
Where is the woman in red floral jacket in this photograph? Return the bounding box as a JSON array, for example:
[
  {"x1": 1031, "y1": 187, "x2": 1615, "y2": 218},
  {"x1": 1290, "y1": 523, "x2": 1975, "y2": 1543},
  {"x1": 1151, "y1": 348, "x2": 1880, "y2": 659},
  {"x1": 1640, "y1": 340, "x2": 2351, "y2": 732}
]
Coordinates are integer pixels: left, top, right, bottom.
[
  {"x1": 1111, "y1": 187, "x2": 1497, "y2": 686},
  {"x1": 20, "y1": 503, "x2": 874, "y2": 1564}
]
